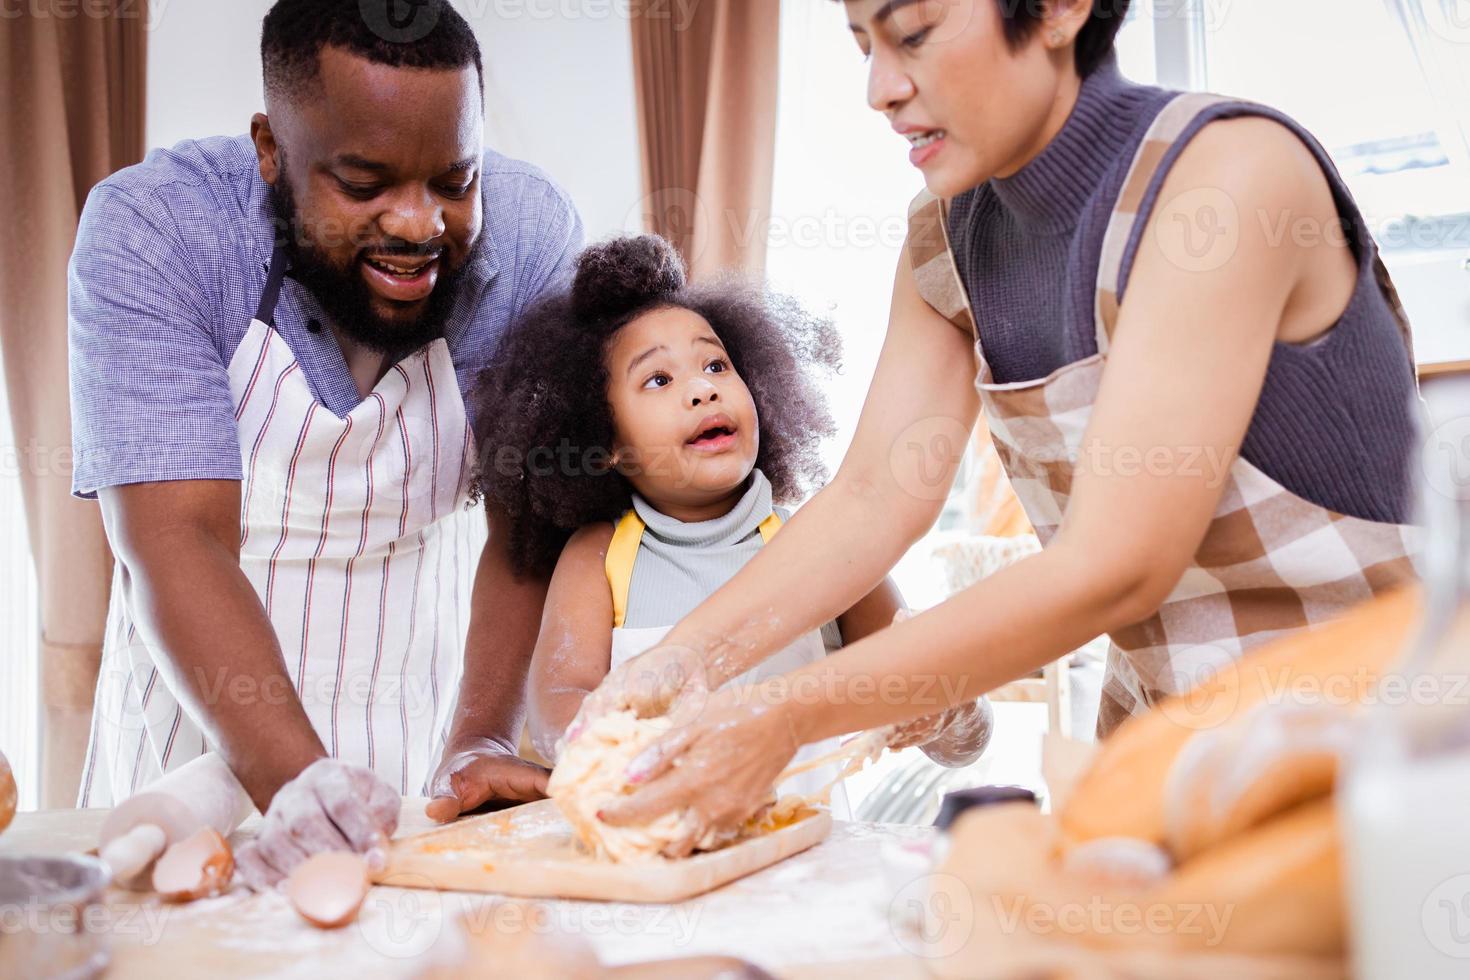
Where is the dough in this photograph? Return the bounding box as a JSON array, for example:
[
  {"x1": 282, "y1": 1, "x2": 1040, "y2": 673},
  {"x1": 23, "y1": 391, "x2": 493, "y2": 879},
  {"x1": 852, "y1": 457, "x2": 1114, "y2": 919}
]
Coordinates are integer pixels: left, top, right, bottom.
[
  {"x1": 548, "y1": 711, "x2": 884, "y2": 862},
  {"x1": 548, "y1": 710, "x2": 702, "y2": 862}
]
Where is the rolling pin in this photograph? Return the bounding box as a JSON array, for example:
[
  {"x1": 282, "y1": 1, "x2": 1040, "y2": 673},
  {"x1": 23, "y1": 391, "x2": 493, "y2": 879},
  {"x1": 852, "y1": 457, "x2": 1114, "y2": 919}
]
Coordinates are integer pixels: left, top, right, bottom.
[{"x1": 98, "y1": 752, "x2": 254, "y2": 888}]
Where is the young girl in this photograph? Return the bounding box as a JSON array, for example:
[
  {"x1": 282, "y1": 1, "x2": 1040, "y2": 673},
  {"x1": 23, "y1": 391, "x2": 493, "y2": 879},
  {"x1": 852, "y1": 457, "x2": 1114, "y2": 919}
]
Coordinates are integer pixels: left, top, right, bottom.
[{"x1": 471, "y1": 235, "x2": 990, "y2": 817}]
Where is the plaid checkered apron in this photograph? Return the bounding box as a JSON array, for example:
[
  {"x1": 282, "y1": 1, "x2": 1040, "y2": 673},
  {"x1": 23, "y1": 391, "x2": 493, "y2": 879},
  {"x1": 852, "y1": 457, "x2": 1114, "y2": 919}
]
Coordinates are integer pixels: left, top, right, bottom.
[{"x1": 907, "y1": 93, "x2": 1419, "y2": 737}]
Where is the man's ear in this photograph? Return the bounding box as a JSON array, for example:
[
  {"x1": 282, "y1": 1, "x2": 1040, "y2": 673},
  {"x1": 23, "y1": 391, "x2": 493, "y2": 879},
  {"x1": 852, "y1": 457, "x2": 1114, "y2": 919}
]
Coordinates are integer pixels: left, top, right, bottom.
[{"x1": 251, "y1": 113, "x2": 280, "y2": 187}]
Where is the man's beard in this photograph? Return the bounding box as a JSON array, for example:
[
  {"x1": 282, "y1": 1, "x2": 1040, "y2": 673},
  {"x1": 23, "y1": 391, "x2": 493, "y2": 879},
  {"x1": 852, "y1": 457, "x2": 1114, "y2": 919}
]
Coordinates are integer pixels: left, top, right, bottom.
[{"x1": 270, "y1": 179, "x2": 469, "y2": 363}]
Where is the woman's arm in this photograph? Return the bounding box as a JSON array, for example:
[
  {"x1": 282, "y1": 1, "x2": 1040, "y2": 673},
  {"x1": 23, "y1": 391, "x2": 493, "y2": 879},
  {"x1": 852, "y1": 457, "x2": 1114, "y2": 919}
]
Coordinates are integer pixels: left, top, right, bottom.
[
  {"x1": 604, "y1": 118, "x2": 1340, "y2": 832},
  {"x1": 526, "y1": 524, "x2": 617, "y2": 763},
  {"x1": 661, "y1": 239, "x2": 984, "y2": 689},
  {"x1": 836, "y1": 580, "x2": 992, "y2": 768}
]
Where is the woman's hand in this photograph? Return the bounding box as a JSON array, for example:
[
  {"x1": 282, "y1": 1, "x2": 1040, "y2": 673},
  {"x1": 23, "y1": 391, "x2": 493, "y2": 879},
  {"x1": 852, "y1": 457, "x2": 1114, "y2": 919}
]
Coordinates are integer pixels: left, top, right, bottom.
[
  {"x1": 564, "y1": 643, "x2": 712, "y2": 744},
  {"x1": 596, "y1": 683, "x2": 802, "y2": 854}
]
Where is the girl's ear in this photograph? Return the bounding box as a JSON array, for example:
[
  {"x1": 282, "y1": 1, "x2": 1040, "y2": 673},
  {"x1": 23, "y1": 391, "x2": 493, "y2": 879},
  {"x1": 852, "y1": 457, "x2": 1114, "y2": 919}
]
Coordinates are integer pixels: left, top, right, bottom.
[{"x1": 602, "y1": 443, "x2": 626, "y2": 474}]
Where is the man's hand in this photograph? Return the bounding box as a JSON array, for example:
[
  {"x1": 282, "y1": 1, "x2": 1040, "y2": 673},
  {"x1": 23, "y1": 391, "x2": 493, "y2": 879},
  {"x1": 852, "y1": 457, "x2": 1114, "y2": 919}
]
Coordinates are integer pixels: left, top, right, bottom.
[
  {"x1": 424, "y1": 739, "x2": 550, "y2": 823},
  {"x1": 236, "y1": 759, "x2": 399, "y2": 890}
]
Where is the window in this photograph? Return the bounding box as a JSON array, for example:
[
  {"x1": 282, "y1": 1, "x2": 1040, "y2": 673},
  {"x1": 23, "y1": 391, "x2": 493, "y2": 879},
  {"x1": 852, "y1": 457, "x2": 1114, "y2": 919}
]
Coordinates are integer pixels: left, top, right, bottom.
[
  {"x1": 0, "y1": 353, "x2": 40, "y2": 810},
  {"x1": 1193, "y1": 0, "x2": 1470, "y2": 362}
]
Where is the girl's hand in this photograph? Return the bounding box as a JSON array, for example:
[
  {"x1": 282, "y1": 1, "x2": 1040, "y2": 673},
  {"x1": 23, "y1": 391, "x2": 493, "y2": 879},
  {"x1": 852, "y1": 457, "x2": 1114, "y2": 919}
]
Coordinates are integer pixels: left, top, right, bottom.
[
  {"x1": 565, "y1": 643, "x2": 712, "y2": 744},
  {"x1": 886, "y1": 697, "x2": 995, "y2": 766},
  {"x1": 596, "y1": 683, "x2": 802, "y2": 855}
]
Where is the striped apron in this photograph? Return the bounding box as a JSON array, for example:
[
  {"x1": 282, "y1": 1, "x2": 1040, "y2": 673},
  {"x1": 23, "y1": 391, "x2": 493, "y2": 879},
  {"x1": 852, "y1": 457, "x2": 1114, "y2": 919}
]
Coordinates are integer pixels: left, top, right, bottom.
[
  {"x1": 79, "y1": 248, "x2": 486, "y2": 806},
  {"x1": 907, "y1": 93, "x2": 1419, "y2": 738},
  {"x1": 604, "y1": 508, "x2": 852, "y2": 817}
]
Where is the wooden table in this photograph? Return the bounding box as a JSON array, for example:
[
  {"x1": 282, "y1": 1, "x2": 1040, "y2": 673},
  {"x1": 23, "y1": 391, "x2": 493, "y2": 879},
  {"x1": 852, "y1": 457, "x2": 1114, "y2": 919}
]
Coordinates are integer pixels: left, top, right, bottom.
[{"x1": 1, "y1": 801, "x2": 933, "y2": 979}]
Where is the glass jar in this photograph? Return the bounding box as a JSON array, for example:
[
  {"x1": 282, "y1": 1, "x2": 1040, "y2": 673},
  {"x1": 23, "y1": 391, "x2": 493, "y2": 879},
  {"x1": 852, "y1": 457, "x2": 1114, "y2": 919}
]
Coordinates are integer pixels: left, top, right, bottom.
[{"x1": 1342, "y1": 375, "x2": 1470, "y2": 978}]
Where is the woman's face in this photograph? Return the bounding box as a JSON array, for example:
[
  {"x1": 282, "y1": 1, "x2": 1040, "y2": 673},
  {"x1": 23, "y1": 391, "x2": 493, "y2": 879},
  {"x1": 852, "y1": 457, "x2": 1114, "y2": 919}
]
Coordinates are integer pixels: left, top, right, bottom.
[
  {"x1": 846, "y1": 0, "x2": 1084, "y2": 198},
  {"x1": 604, "y1": 306, "x2": 761, "y2": 513}
]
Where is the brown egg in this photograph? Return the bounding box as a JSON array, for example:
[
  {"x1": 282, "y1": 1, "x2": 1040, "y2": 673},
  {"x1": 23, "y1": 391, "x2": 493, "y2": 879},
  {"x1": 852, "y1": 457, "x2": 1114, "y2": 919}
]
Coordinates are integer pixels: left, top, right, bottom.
[
  {"x1": 285, "y1": 851, "x2": 371, "y2": 929},
  {"x1": 0, "y1": 749, "x2": 15, "y2": 835},
  {"x1": 152, "y1": 826, "x2": 235, "y2": 901}
]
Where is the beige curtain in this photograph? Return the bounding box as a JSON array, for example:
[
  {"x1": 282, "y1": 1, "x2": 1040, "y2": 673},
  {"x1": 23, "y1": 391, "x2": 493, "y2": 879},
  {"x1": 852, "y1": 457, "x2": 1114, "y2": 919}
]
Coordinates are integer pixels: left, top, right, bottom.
[
  {"x1": 630, "y1": 0, "x2": 781, "y2": 280},
  {"x1": 0, "y1": 3, "x2": 145, "y2": 807}
]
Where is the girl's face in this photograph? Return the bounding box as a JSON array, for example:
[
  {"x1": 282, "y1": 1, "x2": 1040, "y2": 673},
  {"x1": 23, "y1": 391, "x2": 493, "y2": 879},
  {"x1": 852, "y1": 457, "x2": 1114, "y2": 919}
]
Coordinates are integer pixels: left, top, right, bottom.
[
  {"x1": 604, "y1": 306, "x2": 760, "y2": 515},
  {"x1": 846, "y1": 0, "x2": 1087, "y2": 198}
]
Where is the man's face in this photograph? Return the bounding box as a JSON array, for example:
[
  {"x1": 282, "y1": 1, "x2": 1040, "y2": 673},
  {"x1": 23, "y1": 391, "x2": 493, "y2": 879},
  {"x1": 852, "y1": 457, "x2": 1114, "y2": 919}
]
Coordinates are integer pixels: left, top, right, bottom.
[{"x1": 258, "y1": 46, "x2": 484, "y2": 357}]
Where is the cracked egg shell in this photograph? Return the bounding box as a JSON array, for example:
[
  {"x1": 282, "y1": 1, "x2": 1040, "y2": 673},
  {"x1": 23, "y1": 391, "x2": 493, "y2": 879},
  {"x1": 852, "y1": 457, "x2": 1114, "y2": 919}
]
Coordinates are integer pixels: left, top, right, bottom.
[
  {"x1": 152, "y1": 826, "x2": 235, "y2": 901},
  {"x1": 285, "y1": 851, "x2": 371, "y2": 929}
]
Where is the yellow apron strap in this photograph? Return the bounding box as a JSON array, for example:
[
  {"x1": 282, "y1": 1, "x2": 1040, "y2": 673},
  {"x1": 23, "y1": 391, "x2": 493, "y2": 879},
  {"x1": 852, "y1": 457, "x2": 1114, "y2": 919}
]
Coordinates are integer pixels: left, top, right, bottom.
[
  {"x1": 605, "y1": 510, "x2": 646, "y2": 629},
  {"x1": 607, "y1": 508, "x2": 784, "y2": 628}
]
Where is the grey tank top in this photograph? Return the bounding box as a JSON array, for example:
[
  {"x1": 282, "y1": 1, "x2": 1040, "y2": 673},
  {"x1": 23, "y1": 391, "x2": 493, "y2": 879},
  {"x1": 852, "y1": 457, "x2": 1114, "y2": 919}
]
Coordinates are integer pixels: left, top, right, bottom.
[
  {"x1": 946, "y1": 55, "x2": 1419, "y2": 525},
  {"x1": 622, "y1": 469, "x2": 844, "y2": 650}
]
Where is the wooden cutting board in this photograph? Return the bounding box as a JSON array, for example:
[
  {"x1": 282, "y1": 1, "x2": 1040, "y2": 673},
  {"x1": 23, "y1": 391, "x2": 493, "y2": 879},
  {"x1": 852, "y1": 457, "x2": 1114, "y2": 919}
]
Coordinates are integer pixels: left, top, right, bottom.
[{"x1": 377, "y1": 799, "x2": 832, "y2": 903}]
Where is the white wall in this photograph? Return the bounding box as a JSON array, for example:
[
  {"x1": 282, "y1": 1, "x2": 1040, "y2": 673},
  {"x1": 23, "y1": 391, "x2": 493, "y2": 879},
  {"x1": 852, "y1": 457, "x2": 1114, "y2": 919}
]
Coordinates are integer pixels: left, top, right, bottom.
[
  {"x1": 469, "y1": 4, "x2": 644, "y2": 240},
  {"x1": 144, "y1": 0, "x2": 642, "y2": 240}
]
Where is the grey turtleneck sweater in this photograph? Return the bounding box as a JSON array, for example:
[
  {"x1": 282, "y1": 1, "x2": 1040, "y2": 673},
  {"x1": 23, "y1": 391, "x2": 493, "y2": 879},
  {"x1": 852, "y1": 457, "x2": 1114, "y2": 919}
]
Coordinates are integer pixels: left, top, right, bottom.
[
  {"x1": 623, "y1": 469, "x2": 843, "y2": 649},
  {"x1": 946, "y1": 56, "x2": 1418, "y2": 524}
]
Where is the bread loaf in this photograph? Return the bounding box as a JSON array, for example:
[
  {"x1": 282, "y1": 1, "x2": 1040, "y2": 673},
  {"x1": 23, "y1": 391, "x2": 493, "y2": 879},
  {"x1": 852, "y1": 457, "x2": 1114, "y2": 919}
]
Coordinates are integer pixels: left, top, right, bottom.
[{"x1": 1060, "y1": 587, "x2": 1418, "y2": 846}]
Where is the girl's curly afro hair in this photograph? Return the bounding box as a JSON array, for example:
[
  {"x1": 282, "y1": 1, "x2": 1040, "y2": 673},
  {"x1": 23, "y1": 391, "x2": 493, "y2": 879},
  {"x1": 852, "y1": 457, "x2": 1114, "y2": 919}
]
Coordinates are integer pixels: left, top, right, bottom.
[{"x1": 471, "y1": 234, "x2": 843, "y2": 578}]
